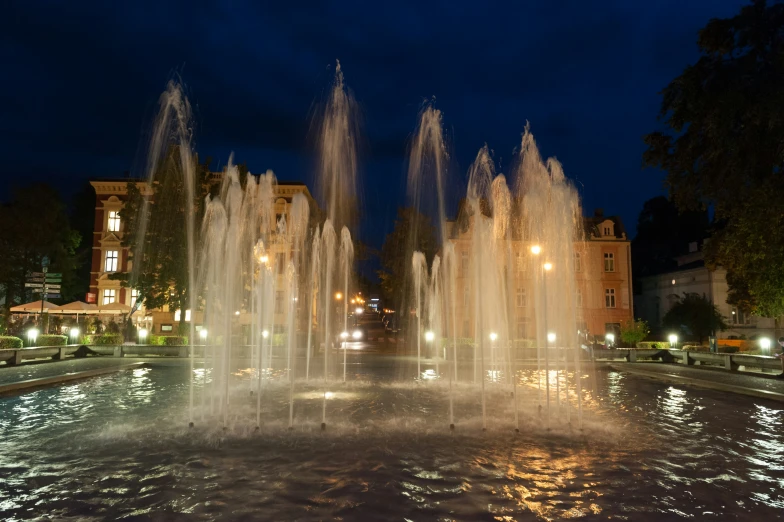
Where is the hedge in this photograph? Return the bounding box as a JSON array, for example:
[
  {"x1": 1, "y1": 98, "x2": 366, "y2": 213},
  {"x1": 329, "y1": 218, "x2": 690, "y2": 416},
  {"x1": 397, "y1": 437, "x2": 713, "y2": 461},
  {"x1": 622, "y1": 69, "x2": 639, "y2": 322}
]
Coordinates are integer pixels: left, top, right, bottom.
[
  {"x1": 37, "y1": 334, "x2": 67, "y2": 346},
  {"x1": 83, "y1": 334, "x2": 124, "y2": 345},
  {"x1": 637, "y1": 341, "x2": 669, "y2": 349},
  {"x1": 0, "y1": 336, "x2": 23, "y2": 349},
  {"x1": 149, "y1": 335, "x2": 188, "y2": 346}
]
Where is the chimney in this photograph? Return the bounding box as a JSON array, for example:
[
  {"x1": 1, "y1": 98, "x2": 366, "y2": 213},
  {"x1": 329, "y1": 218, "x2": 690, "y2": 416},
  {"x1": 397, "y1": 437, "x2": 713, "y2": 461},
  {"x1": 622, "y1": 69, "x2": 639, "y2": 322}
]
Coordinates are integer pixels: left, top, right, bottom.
[{"x1": 594, "y1": 208, "x2": 604, "y2": 217}]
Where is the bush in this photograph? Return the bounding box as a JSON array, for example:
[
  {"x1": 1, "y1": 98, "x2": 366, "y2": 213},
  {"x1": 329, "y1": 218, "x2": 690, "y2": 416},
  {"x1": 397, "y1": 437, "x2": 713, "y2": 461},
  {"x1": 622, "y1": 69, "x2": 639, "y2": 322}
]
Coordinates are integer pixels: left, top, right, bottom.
[
  {"x1": 149, "y1": 335, "x2": 188, "y2": 346},
  {"x1": 37, "y1": 334, "x2": 67, "y2": 346},
  {"x1": 0, "y1": 336, "x2": 23, "y2": 349},
  {"x1": 637, "y1": 341, "x2": 665, "y2": 349},
  {"x1": 620, "y1": 319, "x2": 649, "y2": 347},
  {"x1": 83, "y1": 333, "x2": 124, "y2": 345},
  {"x1": 718, "y1": 345, "x2": 740, "y2": 353}
]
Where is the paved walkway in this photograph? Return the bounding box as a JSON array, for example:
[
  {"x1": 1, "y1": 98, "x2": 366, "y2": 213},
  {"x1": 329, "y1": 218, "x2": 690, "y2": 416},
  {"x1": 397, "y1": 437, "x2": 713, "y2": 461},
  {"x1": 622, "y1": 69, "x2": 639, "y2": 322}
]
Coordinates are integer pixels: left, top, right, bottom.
[
  {"x1": 612, "y1": 362, "x2": 784, "y2": 401},
  {"x1": 0, "y1": 357, "x2": 150, "y2": 387}
]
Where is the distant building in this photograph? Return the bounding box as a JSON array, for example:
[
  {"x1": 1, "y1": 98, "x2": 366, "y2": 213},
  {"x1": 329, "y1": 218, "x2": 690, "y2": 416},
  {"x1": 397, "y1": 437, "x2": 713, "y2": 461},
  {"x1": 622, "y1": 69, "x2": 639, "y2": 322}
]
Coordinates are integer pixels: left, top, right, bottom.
[
  {"x1": 89, "y1": 178, "x2": 316, "y2": 333},
  {"x1": 634, "y1": 241, "x2": 781, "y2": 339},
  {"x1": 449, "y1": 208, "x2": 633, "y2": 342}
]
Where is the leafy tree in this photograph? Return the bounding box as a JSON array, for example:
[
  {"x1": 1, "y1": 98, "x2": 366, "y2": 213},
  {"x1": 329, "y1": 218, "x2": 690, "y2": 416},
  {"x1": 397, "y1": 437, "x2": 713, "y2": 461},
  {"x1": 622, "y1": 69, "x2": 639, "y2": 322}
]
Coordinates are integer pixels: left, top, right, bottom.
[
  {"x1": 620, "y1": 318, "x2": 650, "y2": 347},
  {"x1": 377, "y1": 207, "x2": 438, "y2": 308},
  {"x1": 643, "y1": 0, "x2": 784, "y2": 318},
  {"x1": 662, "y1": 293, "x2": 728, "y2": 344},
  {"x1": 0, "y1": 183, "x2": 81, "y2": 313},
  {"x1": 68, "y1": 182, "x2": 98, "y2": 301}
]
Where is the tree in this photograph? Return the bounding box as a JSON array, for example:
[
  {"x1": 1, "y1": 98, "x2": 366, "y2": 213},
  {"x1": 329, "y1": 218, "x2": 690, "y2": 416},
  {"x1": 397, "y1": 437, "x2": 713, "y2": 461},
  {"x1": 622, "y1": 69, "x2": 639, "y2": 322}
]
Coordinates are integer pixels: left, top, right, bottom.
[
  {"x1": 0, "y1": 183, "x2": 81, "y2": 312},
  {"x1": 662, "y1": 293, "x2": 728, "y2": 344},
  {"x1": 68, "y1": 182, "x2": 98, "y2": 302},
  {"x1": 643, "y1": 0, "x2": 784, "y2": 318},
  {"x1": 377, "y1": 208, "x2": 438, "y2": 308},
  {"x1": 620, "y1": 318, "x2": 650, "y2": 347}
]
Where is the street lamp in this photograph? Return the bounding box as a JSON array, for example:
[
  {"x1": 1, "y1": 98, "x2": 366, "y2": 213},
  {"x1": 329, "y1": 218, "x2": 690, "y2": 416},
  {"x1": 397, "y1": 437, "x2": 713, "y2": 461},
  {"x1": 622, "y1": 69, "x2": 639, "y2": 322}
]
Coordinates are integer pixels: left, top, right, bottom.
[
  {"x1": 27, "y1": 328, "x2": 39, "y2": 346},
  {"x1": 547, "y1": 332, "x2": 556, "y2": 344},
  {"x1": 543, "y1": 262, "x2": 553, "y2": 271},
  {"x1": 531, "y1": 245, "x2": 541, "y2": 255},
  {"x1": 424, "y1": 330, "x2": 435, "y2": 342},
  {"x1": 489, "y1": 332, "x2": 498, "y2": 342},
  {"x1": 261, "y1": 329, "x2": 269, "y2": 339},
  {"x1": 69, "y1": 328, "x2": 80, "y2": 343},
  {"x1": 355, "y1": 307, "x2": 363, "y2": 315},
  {"x1": 605, "y1": 332, "x2": 615, "y2": 347},
  {"x1": 760, "y1": 337, "x2": 772, "y2": 353},
  {"x1": 335, "y1": 292, "x2": 343, "y2": 301},
  {"x1": 668, "y1": 334, "x2": 678, "y2": 348},
  {"x1": 199, "y1": 329, "x2": 208, "y2": 342},
  {"x1": 138, "y1": 328, "x2": 148, "y2": 344}
]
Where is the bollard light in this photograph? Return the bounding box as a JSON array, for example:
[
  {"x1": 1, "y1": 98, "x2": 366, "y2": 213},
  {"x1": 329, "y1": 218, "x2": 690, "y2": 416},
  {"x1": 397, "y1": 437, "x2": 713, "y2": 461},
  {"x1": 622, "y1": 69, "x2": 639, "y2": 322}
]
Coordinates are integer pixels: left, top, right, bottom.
[
  {"x1": 668, "y1": 334, "x2": 678, "y2": 347},
  {"x1": 234, "y1": 310, "x2": 240, "y2": 316},
  {"x1": 424, "y1": 330, "x2": 435, "y2": 342},
  {"x1": 489, "y1": 332, "x2": 498, "y2": 342},
  {"x1": 547, "y1": 332, "x2": 556, "y2": 343},
  {"x1": 199, "y1": 329, "x2": 208, "y2": 340},
  {"x1": 138, "y1": 328, "x2": 148, "y2": 343},
  {"x1": 262, "y1": 329, "x2": 269, "y2": 339},
  {"x1": 760, "y1": 337, "x2": 772, "y2": 352},
  {"x1": 27, "y1": 328, "x2": 39, "y2": 346},
  {"x1": 69, "y1": 328, "x2": 80, "y2": 342},
  {"x1": 543, "y1": 262, "x2": 553, "y2": 271},
  {"x1": 605, "y1": 332, "x2": 615, "y2": 346},
  {"x1": 340, "y1": 331, "x2": 349, "y2": 340},
  {"x1": 335, "y1": 292, "x2": 343, "y2": 301},
  {"x1": 530, "y1": 245, "x2": 541, "y2": 255}
]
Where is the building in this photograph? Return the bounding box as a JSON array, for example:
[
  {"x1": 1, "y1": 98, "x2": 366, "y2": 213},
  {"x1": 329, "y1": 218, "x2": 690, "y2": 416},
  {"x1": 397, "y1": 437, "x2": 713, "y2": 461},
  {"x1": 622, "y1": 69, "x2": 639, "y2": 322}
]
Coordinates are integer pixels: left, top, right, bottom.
[
  {"x1": 449, "y1": 208, "x2": 633, "y2": 342},
  {"x1": 90, "y1": 178, "x2": 316, "y2": 333},
  {"x1": 634, "y1": 241, "x2": 782, "y2": 340}
]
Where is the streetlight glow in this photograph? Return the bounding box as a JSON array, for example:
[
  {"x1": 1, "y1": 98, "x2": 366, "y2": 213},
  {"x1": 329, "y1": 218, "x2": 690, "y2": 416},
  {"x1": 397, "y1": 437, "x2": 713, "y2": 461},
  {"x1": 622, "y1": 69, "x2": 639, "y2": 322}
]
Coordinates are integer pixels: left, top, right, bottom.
[
  {"x1": 605, "y1": 333, "x2": 615, "y2": 345},
  {"x1": 138, "y1": 328, "x2": 148, "y2": 342},
  {"x1": 760, "y1": 337, "x2": 772, "y2": 352},
  {"x1": 199, "y1": 329, "x2": 208, "y2": 340},
  {"x1": 27, "y1": 328, "x2": 39, "y2": 345},
  {"x1": 355, "y1": 307, "x2": 363, "y2": 314},
  {"x1": 335, "y1": 292, "x2": 343, "y2": 300},
  {"x1": 531, "y1": 245, "x2": 541, "y2": 255},
  {"x1": 234, "y1": 310, "x2": 240, "y2": 316},
  {"x1": 489, "y1": 332, "x2": 498, "y2": 342},
  {"x1": 261, "y1": 329, "x2": 269, "y2": 339},
  {"x1": 424, "y1": 330, "x2": 435, "y2": 342},
  {"x1": 340, "y1": 331, "x2": 349, "y2": 340},
  {"x1": 668, "y1": 334, "x2": 678, "y2": 347},
  {"x1": 543, "y1": 262, "x2": 553, "y2": 271},
  {"x1": 69, "y1": 328, "x2": 80, "y2": 341},
  {"x1": 260, "y1": 255, "x2": 269, "y2": 264},
  {"x1": 546, "y1": 332, "x2": 556, "y2": 343}
]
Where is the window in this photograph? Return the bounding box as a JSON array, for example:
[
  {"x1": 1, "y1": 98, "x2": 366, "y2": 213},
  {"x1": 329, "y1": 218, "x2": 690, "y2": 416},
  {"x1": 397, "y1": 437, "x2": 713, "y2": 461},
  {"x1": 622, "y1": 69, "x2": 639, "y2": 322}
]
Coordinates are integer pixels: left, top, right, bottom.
[
  {"x1": 605, "y1": 288, "x2": 616, "y2": 308},
  {"x1": 275, "y1": 291, "x2": 284, "y2": 314},
  {"x1": 574, "y1": 252, "x2": 581, "y2": 272},
  {"x1": 604, "y1": 252, "x2": 615, "y2": 272},
  {"x1": 108, "y1": 211, "x2": 121, "y2": 232},
  {"x1": 516, "y1": 252, "x2": 524, "y2": 272},
  {"x1": 731, "y1": 306, "x2": 751, "y2": 325},
  {"x1": 103, "y1": 288, "x2": 116, "y2": 305},
  {"x1": 603, "y1": 226, "x2": 611, "y2": 236},
  {"x1": 276, "y1": 253, "x2": 286, "y2": 275},
  {"x1": 131, "y1": 289, "x2": 140, "y2": 309},
  {"x1": 576, "y1": 288, "x2": 583, "y2": 308},
  {"x1": 516, "y1": 318, "x2": 528, "y2": 339},
  {"x1": 105, "y1": 250, "x2": 119, "y2": 272},
  {"x1": 516, "y1": 288, "x2": 527, "y2": 308},
  {"x1": 463, "y1": 285, "x2": 470, "y2": 308},
  {"x1": 461, "y1": 252, "x2": 469, "y2": 276},
  {"x1": 462, "y1": 319, "x2": 470, "y2": 338},
  {"x1": 174, "y1": 310, "x2": 191, "y2": 322}
]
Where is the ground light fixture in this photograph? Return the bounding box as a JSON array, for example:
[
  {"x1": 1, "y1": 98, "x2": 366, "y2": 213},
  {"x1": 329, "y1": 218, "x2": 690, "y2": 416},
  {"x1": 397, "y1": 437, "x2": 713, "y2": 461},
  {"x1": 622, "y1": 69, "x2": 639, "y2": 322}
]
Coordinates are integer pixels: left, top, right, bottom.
[
  {"x1": 352, "y1": 329, "x2": 362, "y2": 340},
  {"x1": 424, "y1": 330, "x2": 435, "y2": 342},
  {"x1": 261, "y1": 330, "x2": 269, "y2": 339},
  {"x1": 489, "y1": 332, "x2": 498, "y2": 342},
  {"x1": 546, "y1": 332, "x2": 556, "y2": 343},
  {"x1": 543, "y1": 262, "x2": 553, "y2": 271},
  {"x1": 760, "y1": 337, "x2": 772, "y2": 352},
  {"x1": 234, "y1": 310, "x2": 240, "y2": 316},
  {"x1": 531, "y1": 245, "x2": 541, "y2": 255},
  {"x1": 27, "y1": 328, "x2": 39, "y2": 346},
  {"x1": 668, "y1": 334, "x2": 678, "y2": 347},
  {"x1": 69, "y1": 328, "x2": 80, "y2": 342},
  {"x1": 138, "y1": 328, "x2": 148, "y2": 343},
  {"x1": 335, "y1": 292, "x2": 343, "y2": 300},
  {"x1": 605, "y1": 332, "x2": 615, "y2": 346},
  {"x1": 199, "y1": 329, "x2": 208, "y2": 340}
]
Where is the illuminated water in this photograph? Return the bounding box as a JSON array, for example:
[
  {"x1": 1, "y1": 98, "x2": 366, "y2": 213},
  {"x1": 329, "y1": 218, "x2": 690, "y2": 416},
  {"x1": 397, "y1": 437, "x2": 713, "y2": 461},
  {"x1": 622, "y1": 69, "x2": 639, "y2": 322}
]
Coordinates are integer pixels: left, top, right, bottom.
[{"x1": 1, "y1": 360, "x2": 782, "y2": 520}]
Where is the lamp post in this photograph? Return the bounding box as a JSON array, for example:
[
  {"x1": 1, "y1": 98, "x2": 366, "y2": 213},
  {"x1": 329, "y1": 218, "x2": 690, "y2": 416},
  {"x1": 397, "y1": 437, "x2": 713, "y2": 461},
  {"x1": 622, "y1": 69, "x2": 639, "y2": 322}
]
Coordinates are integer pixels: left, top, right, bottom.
[
  {"x1": 138, "y1": 328, "x2": 148, "y2": 344},
  {"x1": 760, "y1": 337, "x2": 772, "y2": 354}
]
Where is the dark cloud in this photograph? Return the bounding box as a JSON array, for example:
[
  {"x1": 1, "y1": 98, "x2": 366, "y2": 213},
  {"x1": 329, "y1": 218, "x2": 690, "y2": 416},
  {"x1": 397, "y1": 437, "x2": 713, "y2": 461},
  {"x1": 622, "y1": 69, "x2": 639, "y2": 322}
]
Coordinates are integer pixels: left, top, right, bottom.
[{"x1": 1, "y1": 0, "x2": 747, "y2": 247}]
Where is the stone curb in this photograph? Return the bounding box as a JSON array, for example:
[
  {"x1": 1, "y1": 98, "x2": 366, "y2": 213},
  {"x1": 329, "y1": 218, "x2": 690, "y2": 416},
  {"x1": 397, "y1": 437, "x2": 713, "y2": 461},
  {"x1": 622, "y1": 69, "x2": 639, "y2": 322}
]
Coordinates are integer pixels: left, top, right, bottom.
[{"x1": 0, "y1": 362, "x2": 147, "y2": 396}]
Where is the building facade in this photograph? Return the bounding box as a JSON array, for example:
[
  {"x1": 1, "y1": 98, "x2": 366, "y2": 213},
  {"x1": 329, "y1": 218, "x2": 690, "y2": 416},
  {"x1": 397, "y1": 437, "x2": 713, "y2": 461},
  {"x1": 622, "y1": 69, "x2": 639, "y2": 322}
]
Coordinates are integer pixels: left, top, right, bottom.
[
  {"x1": 449, "y1": 209, "x2": 633, "y2": 343},
  {"x1": 90, "y1": 178, "x2": 315, "y2": 333}
]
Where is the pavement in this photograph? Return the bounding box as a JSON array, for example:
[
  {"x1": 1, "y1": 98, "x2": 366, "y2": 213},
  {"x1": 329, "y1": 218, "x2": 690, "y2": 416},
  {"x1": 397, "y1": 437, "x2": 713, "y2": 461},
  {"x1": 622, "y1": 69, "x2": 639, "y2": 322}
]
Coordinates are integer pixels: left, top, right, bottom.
[{"x1": 611, "y1": 362, "x2": 784, "y2": 402}]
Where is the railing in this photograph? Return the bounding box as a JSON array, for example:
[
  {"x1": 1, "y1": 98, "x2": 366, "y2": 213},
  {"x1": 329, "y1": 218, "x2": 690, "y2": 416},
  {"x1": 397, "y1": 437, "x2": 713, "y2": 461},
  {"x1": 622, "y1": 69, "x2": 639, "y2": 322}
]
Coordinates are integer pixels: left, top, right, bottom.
[{"x1": 592, "y1": 348, "x2": 784, "y2": 375}]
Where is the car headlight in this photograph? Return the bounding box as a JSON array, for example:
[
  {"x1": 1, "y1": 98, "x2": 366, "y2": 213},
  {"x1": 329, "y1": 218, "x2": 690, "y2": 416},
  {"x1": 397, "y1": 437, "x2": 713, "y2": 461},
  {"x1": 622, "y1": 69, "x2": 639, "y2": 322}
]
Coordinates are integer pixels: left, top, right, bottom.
[{"x1": 352, "y1": 329, "x2": 362, "y2": 340}]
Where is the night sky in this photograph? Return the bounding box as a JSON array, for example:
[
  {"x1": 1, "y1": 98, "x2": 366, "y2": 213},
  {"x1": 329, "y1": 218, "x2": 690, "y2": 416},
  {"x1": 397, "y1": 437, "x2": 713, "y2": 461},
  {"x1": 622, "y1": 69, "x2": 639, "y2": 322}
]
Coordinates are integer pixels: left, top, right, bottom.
[{"x1": 2, "y1": 0, "x2": 746, "y2": 249}]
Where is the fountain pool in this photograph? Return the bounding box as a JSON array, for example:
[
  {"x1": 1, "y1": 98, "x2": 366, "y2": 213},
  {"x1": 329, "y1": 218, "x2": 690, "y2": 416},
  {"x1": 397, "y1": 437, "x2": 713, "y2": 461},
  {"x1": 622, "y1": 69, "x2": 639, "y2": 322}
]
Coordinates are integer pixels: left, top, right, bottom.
[{"x1": 0, "y1": 358, "x2": 782, "y2": 520}]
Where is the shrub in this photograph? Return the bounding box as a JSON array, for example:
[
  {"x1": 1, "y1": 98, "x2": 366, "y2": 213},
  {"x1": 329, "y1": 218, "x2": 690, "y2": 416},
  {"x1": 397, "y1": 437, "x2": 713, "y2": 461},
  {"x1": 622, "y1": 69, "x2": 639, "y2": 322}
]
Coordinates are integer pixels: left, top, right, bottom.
[
  {"x1": 37, "y1": 334, "x2": 67, "y2": 346},
  {"x1": 149, "y1": 335, "x2": 188, "y2": 346},
  {"x1": 0, "y1": 336, "x2": 23, "y2": 349},
  {"x1": 83, "y1": 333, "x2": 124, "y2": 345},
  {"x1": 620, "y1": 319, "x2": 649, "y2": 347},
  {"x1": 637, "y1": 341, "x2": 665, "y2": 349},
  {"x1": 106, "y1": 321, "x2": 121, "y2": 334}
]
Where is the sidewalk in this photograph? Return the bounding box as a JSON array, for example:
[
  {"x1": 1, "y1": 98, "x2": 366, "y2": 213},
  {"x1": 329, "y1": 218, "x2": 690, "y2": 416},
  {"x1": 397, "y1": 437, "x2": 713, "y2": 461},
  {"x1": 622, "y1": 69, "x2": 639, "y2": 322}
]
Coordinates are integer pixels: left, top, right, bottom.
[{"x1": 611, "y1": 362, "x2": 784, "y2": 402}]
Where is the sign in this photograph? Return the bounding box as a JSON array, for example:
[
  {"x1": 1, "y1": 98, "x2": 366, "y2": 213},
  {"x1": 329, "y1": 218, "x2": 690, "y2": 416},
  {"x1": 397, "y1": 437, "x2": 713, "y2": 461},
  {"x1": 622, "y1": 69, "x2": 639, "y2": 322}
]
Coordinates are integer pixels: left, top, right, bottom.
[
  {"x1": 25, "y1": 283, "x2": 44, "y2": 288},
  {"x1": 29, "y1": 272, "x2": 45, "y2": 278},
  {"x1": 86, "y1": 292, "x2": 96, "y2": 304},
  {"x1": 45, "y1": 279, "x2": 62, "y2": 284},
  {"x1": 46, "y1": 272, "x2": 62, "y2": 278},
  {"x1": 45, "y1": 284, "x2": 61, "y2": 290},
  {"x1": 44, "y1": 293, "x2": 61, "y2": 299},
  {"x1": 27, "y1": 277, "x2": 45, "y2": 283}
]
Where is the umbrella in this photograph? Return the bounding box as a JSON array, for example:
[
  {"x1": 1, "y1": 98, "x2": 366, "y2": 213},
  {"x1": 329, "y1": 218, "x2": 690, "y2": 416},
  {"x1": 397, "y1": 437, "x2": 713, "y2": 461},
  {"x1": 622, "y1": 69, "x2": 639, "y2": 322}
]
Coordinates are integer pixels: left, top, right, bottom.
[
  {"x1": 55, "y1": 301, "x2": 99, "y2": 314},
  {"x1": 97, "y1": 302, "x2": 132, "y2": 314},
  {"x1": 9, "y1": 300, "x2": 59, "y2": 313}
]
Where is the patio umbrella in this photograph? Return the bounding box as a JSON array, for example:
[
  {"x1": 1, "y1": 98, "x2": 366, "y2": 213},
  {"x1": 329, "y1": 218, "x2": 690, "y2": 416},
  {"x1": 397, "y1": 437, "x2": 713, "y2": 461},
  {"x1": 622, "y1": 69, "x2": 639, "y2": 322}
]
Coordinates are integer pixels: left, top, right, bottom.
[{"x1": 9, "y1": 300, "x2": 59, "y2": 313}]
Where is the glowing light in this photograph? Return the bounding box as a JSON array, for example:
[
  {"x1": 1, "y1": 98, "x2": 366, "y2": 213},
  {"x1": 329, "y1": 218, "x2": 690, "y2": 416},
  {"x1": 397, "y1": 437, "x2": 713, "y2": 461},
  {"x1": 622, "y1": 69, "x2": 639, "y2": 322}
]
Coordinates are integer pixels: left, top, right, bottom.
[
  {"x1": 530, "y1": 245, "x2": 541, "y2": 255},
  {"x1": 489, "y1": 332, "x2": 498, "y2": 342},
  {"x1": 422, "y1": 369, "x2": 438, "y2": 380},
  {"x1": 668, "y1": 334, "x2": 678, "y2": 347},
  {"x1": 350, "y1": 299, "x2": 356, "y2": 304},
  {"x1": 138, "y1": 328, "x2": 148, "y2": 342},
  {"x1": 325, "y1": 391, "x2": 335, "y2": 399},
  {"x1": 335, "y1": 292, "x2": 343, "y2": 300},
  {"x1": 355, "y1": 307, "x2": 363, "y2": 314},
  {"x1": 352, "y1": 329, "x2": 362, "y2": 340},
  {"x1": 199, "y1": 329, "x2": 208, "y2": 340},
  {"x1": 234, "y1": 310, "x2": 240, "y2": 316},
  {"x1": 760, "y1": 337, "x2": 772, "y2": 351},
  {"x1": 543, "y1": 262, "x2": 553, "y2": 271},
  {"x1": 261, "y1": 330, "x2": 269, "y2": 339},
  {"x1": 605, "y1": 332, "x2": 615, "y2": 345},
  {"x1": 547, "y1": 332, "x2": 556, "y2": 343},
  {"x1": 424, "y1": 330, "x2": 435, "y2": 342},
  {"x1": 27, "y1": 328, "x2": 39, "y2": 345},
  {"x1": 340, "y1": 331, "x2": 349, "y2": 339},
  {"x1": 69, "y1": 328, "x2": 80, "y2": 340}
]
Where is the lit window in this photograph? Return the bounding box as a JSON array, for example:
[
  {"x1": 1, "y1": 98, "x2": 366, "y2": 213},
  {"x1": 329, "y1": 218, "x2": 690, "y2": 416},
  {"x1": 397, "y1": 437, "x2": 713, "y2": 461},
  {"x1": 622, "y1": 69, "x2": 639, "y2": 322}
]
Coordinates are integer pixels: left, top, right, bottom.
[
  {"x1": 131, "y1": 289, "x2": 140, "y2": 308},
  {"x1": 731, "y1": 306, "x2": 750, "y2": 325},
  {"x1": 105, "y1": 250, "x2": 119, "y2": 272},
  {"x1": 103, "y1": 289, "x2": 116, "y2": 305},
  {"x1": 108, "y1": 211, "x2": 121, "y2": 232},
  {"x1": 574, "y1": 252, "x2": 581, "y2": 272},
  {"x1": 605, "y1": 288, "x2": 616, "y2": 308},
  {"x1": 516, "y1": 288, "x2": 527, "y2": 308},
  {"x1": 604, "y1": 252, "x2": 615, "y2": 272},
  {"x1": 174, "y1": 309, "x2": 192, "y2": 322}
]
